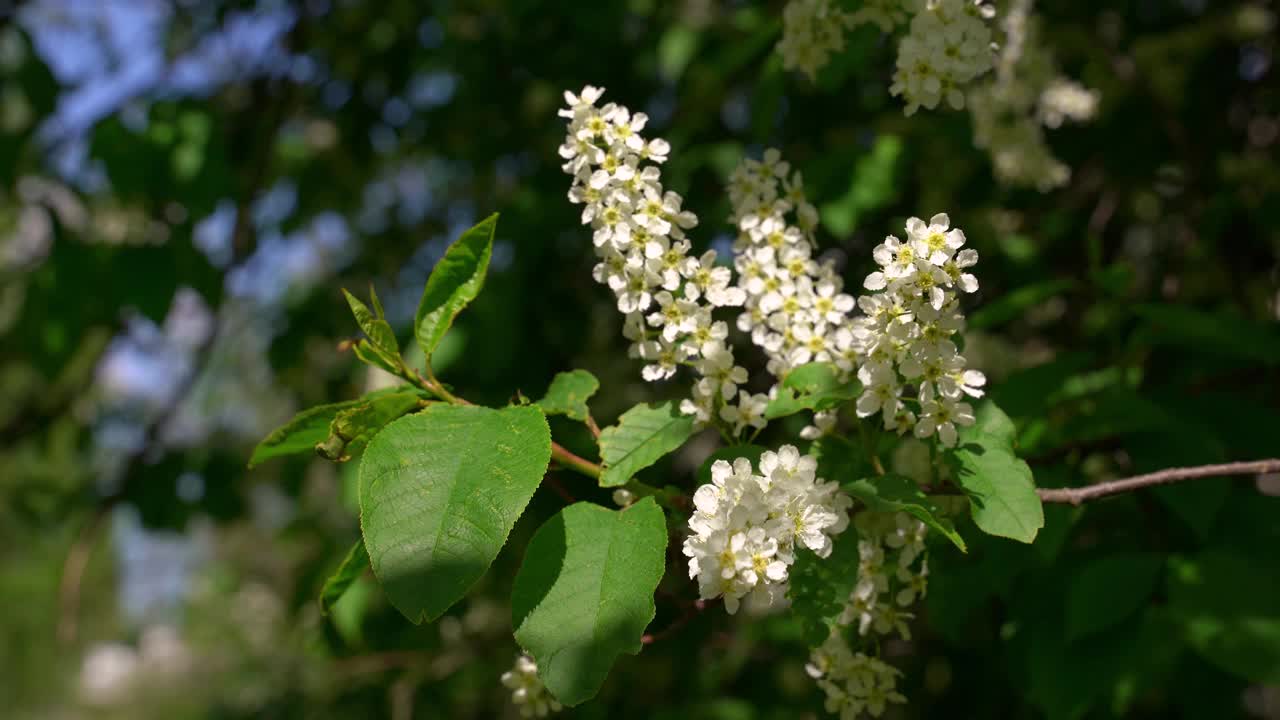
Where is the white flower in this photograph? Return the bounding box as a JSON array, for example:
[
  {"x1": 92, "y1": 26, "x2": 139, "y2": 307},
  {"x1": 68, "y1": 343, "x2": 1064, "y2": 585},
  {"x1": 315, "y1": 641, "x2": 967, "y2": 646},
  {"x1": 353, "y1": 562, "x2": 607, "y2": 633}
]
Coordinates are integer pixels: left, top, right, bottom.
[
  {"x1": 719, "y1": 390, "x2": 769, "y2": 436},
  {"x1": 967, "y1": 5, "x2": 1099, "y2": 190},
  {"x1": 890, "y1": 0, "x2": 998, "y2": 116},
  {"x1": 501, "y1": 654, "x2": 562, "y2": 718},
  {"x1": 777, "y1": 0, "x2": 854, "y2": 80},
  {"x1": 684, "y1": 446, "x2": 850, "y2": 615},
  {"x1": 850, "y1": 213, "x2": 984, "y2": 447},
  {"x1": 561, "y1": 86, "x2": 746, "y2": 429},
  {"x1": 728, "y1": 149, "x2": 860, "y2": 388}
]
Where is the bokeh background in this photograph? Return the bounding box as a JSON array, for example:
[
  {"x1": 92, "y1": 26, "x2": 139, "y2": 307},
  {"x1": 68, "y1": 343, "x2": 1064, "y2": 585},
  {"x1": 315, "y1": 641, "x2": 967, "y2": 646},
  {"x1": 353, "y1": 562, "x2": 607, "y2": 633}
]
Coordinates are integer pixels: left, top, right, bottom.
[{"x1": 2, "y1": 1, "x2": 1279, "y2": 718}]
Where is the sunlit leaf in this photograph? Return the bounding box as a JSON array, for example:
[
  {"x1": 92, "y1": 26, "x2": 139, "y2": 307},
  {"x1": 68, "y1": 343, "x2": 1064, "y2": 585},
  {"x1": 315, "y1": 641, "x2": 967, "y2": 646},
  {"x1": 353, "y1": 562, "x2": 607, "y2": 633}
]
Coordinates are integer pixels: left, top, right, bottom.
[{"x1": 359, "y1": 404, "x2": 551, "y2": 623}]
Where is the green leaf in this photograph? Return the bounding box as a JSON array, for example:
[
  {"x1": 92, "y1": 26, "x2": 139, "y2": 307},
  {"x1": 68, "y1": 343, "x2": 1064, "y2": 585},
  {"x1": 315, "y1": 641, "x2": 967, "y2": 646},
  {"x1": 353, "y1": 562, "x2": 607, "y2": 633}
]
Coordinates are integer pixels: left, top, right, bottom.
[
  {"x1": 597, "y1": 401, "x2": 696, "y2": 488},
  {"x1": 359, "y1": 403, "x2": 551, "y2": 623},
  {"x1": 1065, "y1": 552, "x2": 1165, "y2": 641},
  {"x1": 811, "y1": 435, "x2": 875, "y2": 484},
  {"x1": 351, "y1": 339, "x2": 400, "y2": 375},
  {"x1": 968, "y1": 279, "x2": 1075, "y2": 330},
  {"x1": 415, "y1": 214, "x2": 497, "y2": 360},
  {"x1": 788, "y1": 528, "x2": 861, "y2": 646},
  {"x1": 319, "y1": 540, "x2": 370, "y2": 615},
  {"x1": 843, "y1": 474, "x2": 966, "y2": 552},
  {"x1": 764, "y1": 362, "x2": 859, "y2": 420},
  {"x1": 251, "y1": 400, "x2": 365, "y2": 468},
  {"x1": 696, "y1": 445, "x2": 766, "y2": 487},
  {"x1": 536, "y1": 369, "x2": 600, "y2": 422},
  {"x1": 1133, "y1": 304, "x2": 1280, "y2": 365},
  {"x1": 1167, "y1": 551, "x2": 1280, "y2": 683},
  {"x1": 819, "y1": 135, "x2": 901, "y2": 239},
  {"x1": 249, "y1": 387, "x2": 422, "y2": 468},
  {"x1": 512, "y1": 498, "x2": 667, "y2": 706},
  {"x1": 343, "y1": 288, "x2": 400, "y2": 370},
  {"x1": 949, "y1": 400, "x2": 1044, "y2": 543},
  {"x1": 315, "y1": 390, "x2": 424, "y2": 462}
]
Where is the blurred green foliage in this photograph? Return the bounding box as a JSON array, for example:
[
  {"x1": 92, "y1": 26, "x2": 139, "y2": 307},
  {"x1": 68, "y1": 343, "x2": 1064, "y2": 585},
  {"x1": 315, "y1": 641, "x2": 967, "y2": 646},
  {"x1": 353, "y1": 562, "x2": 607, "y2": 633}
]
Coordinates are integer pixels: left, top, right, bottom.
[{"x1": 1, "y1": 1, "x2": 1278, "y2": 719}]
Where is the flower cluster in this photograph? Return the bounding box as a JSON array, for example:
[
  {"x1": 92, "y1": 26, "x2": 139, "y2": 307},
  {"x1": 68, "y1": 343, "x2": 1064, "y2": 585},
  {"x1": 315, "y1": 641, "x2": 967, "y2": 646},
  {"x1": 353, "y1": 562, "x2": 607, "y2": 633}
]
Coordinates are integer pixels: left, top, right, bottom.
[
  {"x1": 841, "y1": 512, "x2": 930, "y2": 637},
  {"x1": 967, "y1": 1, "x2": 1099, "y2": 190},
  {"x1": 727, "y1": 150, "x2": 859, "y2": 385},
  {"x1": 891, "y1": 0, "x2": 998, "y2": 115},
  {"x1": 806, "y1": 636, "x2": 907, "y2": 719},
  {"x1": 806, "y1": 511, "x2": 929, "y2": 718},
  {"x1": 684, "y1": 446, "x2": 852, "y2": 614},
  {"x1": 850, "y1": 213, "x2": 985, "y2": 447},
  {"x1": 849, "y1": 0, "x2": 917, "y2": 33},
  {"x1": 559, "y1": 86, "x2": 750, "y2": 428},
  {"x1": 501, "y1": 654, "x2": 561, "y2": 718},
  {"x1": 777, "y1": 0, "x2": 854, "y2": 80}
]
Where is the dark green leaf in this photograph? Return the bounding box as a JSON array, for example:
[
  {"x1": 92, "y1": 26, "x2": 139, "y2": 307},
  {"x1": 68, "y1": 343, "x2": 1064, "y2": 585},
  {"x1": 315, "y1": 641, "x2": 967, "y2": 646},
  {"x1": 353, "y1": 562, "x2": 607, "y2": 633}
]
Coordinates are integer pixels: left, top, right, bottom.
[
  {"x1": 843, "y1": 474, "x2": 966, "y2": 552},
  {"x1": 536, "y1": 369, "x2": 600, "y2": 422},
  {"x1": 512, "y1": 498, "x2": 667, "y2": 706},
  {"x1": 415, "y1": 214, "x2": 497, "y2": 360},
  {"x1": 949, "y1": 400, "x2": 1044, "y2": 543},
  {"x1": 764, "y1": 362, "x2": 860, "y2": 420},
  {"x1": 598, "y1": 401, "x2": 696, "y2": 487},
  {"x1": 788, "y1": 528, "x2": 861, "y2": 646},
  {"x1": 811, "y1": 435, "x2": 875, "y2": 483},
  {"x1": 1133, "y1": 304, "x2": 1280, "y2": 365},
  {"x1": 968, "y1": 279, "x2": 1074, "y2": 330},
  {"x1": 1065, "y1": 552, "x2": 1165, "y2": 641},
  {"x1": 1167, "y1": 552, "x2": 1280, "y2": 683},
  {"x1": 359, "y1": 404, "x2": 551, "y2": 623},
  {"x1": 319, "y1": 540, "x2": 370, "y2": 615}
]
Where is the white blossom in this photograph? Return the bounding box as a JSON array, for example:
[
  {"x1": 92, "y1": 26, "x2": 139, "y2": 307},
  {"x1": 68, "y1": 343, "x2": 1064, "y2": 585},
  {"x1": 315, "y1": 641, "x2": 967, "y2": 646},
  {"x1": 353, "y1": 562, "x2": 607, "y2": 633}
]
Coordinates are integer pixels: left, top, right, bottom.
[
  {"x1": 684, "y1": 446, "x2": 852, "y2": 614},
  {"x1": 728, "y1": 150, "x2": 858, "y2": 384},
  {"x1": 501, "y1": 654, "x2": 561, "y2": 718},
  {"x1": 849, "y1": 213, "x2": 984, "y2": 447},
  {"x1": 806, "y1": 511, "x2": 929, "y2": 718},
  {"x1": 967, "y1": 1, "x2": 1100, "y2": 190},
  {"x1": 890, "y1": 0, "x2": 998, "y2": 115},
  {"x1": 561, "y1": 86, "x2": 750, "y2": 430},
  {"x1": 777, "y1": 0, "x2": 854, "y2": 80}
]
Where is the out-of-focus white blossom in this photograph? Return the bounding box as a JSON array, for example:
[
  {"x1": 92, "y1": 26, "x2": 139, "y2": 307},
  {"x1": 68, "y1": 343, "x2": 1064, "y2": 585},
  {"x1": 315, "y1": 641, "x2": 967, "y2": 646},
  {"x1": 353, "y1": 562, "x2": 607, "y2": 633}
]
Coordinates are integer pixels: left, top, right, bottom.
[
  {"x1": 1037, "y1": 78, "x2": 1099, "y2": 128},
  {"x1": 890, "y1": 0, "x2": 998, "y2": 115},
  {"x1": 967, "y1": 0, "x2": 1100, "y2": 190},
  {"x1": 849, "y1": 0, "x2": 920, "y2": 32},
  {"x1": 501, "y1": 654, "x2": 561, "y2": 718},
  {"x1": 807, "y1": 634, "x2": 908, "y2": 719},
  {"x1": 684, "y1": 446, "x2": 852, "y2": 614},
  {"x1": 778, "y1": 0, "x2": 854, "y2": 80},
  {"x1": 560, "y1": 86, "x2": 750, "y2": 430},
  {"x1": 847, "y1": 213, "x2": 984, "y2": 447},
  {"x1": 806, "y1": 511, "x2": 929, "y2": 719}
]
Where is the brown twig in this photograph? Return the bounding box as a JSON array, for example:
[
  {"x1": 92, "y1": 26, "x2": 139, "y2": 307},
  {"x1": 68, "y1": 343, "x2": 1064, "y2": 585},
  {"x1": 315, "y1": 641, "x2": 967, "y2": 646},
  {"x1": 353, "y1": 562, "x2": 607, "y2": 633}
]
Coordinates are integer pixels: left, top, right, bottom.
[
  {"x1": 56, "y1": 504, "x2": 112, "y2": 644},
  {"x1": 922, "y1": 459, "x2": 1280, "y2": 505},
  {"x1": 1033, "y1": 459, "x2": 1280, "y2": 506},
  {"x1": 405, "y1": 368, "x2": 605, "y2": 480},
  {"x1": 543, "y1": 474, "x2": 577, "y2": 504}
]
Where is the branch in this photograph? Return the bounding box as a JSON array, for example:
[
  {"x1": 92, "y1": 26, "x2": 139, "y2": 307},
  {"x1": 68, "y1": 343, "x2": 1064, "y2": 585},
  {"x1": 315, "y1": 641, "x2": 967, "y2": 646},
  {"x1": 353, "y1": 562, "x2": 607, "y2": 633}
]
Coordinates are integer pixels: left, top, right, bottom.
[
  {"x1": 404, "y1": 365, "x2": 605, "y2": 480},
  {"x1": 56, "y1": 504, "x2": 112, "y2": 644},
  {"x1": 1034, "y1": 459, "x2": 1280, "y2": 506}
]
